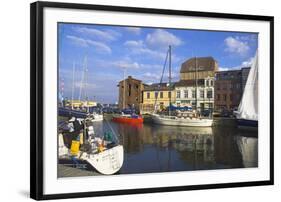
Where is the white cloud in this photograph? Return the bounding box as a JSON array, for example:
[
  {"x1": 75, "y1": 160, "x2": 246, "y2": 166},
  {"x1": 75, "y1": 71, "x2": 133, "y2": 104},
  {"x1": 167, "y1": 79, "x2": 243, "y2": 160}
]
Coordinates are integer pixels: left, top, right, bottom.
[
  {"x1": 67, "y1": 35, "x2": 88, "y2": 47},
  {"x1": 142, "y1": 72, "x2": 161, "y2": 80},
  {"x1": 218, "y1": 67, "x2": 232, "y2": 71},
  {"x1": 67, "y1": 35, "x2": 111, "y2": 54},
  {"x1": 146, "y1": 29, "x2": 182, "y2": 48},
  {"x1": 238, "y1": 34, "x2": 257, "y2": 42},
  {"x1": 112, "y1": 61, "x2": 140, "y2": 69},
  {"x1": 241, "y1": 57, "x2": 254, "y2": 67},
  {"x1": 125, "y1": 27, "x2": 141, "y2": 35},
  {"x1": 124, "y1": 40, "x2": 143, "y2": 48},
  {"x1": 74, "y1": 82, "x2": 97, "y2": 89},
  {"x1": 140, "y1": 71, "x2": 179, "y2": 84},
  {"x1": 75, "y1": 27, "x2": 121, "y2": 41},
  {"x1": 224, "y1": 36, "x2": 250, "y2": 55},
  {"x1": 219, "y1": 56, "x2": 254, "y2": 71},
  {"x1": 124, "y1": 40, "x2": 167, "y2": 60},
  {"x1": 134, "y1": 46, "x2": 167, "y2": 60}
]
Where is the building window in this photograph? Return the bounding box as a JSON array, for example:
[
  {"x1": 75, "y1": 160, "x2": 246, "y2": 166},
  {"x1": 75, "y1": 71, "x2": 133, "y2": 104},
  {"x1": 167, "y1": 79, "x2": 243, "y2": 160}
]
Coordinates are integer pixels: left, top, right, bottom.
[
  {"x1": 206, "y1": 80, "x2": 209, "y2": 86},
  {"x1": 207, "y1": 90, "x2": 212, "y2": 98},
  {"x1": 192, "y1": 101, "x2": 196, "y2": 108},
  {"x1": 135, "y1": 84, "x2": 138, "y2": 89},
  {"x1": 217, "y1": 94, "x2": 220, "y2": 100},
  {"x1": 176, "y1": 90, "x2": 181, "y2": 98},
  {"x1": 192, "y1": 90, "x2": 195, "y2": 98},
  {"x1": 184, "y1": 90, "x2": 188, "y2": 98},
  {"x1": 160, "y1": 92, "x2": 163, "y2": 98},
  {"x1": 155, "y1": 92, "x2": 158, "y2": 98},
  {"x1": 147, "y1": 92, "x2": 150, "y2": 99},
  {"x1": 223, "y1": 94, "x2": 227, "y2": 101},
  {"x1": 200, "y1": 89, "x2": 204, "y2": 98},
  {"x1": 216, "y1": 84, "x2": 220, "y2": 90},
  {"x1": 128, "y1": 84, "x2": 131, "y2": 96},
  {"x1": 168, "y1": 92, "x2": 171, "y2": 98},
  {"x1": 210, "y1": 80, "x2": 214, "y2": 86}
]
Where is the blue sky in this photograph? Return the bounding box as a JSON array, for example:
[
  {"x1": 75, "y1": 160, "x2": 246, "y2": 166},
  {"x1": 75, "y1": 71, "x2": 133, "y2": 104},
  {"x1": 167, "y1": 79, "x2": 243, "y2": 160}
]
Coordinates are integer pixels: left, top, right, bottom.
[{"x1": 58, "y1": 23, "x2": 258, "y2": 104}]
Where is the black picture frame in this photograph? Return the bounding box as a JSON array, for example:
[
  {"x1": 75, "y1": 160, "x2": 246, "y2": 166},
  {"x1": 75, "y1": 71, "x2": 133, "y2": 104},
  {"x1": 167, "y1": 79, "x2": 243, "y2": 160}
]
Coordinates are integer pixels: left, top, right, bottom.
[{"x1": 30, "y1": 1, "x2": 274, "y2": 200}]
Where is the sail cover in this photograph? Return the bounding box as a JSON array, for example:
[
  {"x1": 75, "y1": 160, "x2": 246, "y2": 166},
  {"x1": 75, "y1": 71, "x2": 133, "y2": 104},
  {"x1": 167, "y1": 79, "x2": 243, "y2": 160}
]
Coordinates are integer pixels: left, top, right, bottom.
[{"x1": 236, "y1": 51, "x2": 258, "y2": 121}]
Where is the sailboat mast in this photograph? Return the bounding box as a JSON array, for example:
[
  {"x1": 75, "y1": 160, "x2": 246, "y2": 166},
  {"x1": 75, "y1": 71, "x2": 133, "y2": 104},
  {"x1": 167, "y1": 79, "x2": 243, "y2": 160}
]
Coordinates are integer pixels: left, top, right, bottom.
[
  {"x1": 71, "y1": 61, "x2": 75, "y2": 110},
  {"x1": 169, "y1": 45, "x2": 172, "y2": 116},
  {"x1": 195, "y1": 56, "x2": 198, "y2": 111},
  {"x1": 123, "y1": 67, "x2": 126, "y2": 109},
  {"x1": 84, "y1": 56, "x2": 89, "y2": 113},
  {"x1": 78, "y1": 56, "x2": 86, "y2": 102}
]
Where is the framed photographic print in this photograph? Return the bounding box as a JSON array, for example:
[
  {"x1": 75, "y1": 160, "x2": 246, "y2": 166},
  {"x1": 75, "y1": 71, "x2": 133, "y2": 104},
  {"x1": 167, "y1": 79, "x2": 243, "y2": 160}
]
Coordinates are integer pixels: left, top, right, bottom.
[{"x1": 30, "y1": 1, "x2": 274, "y2": 200}]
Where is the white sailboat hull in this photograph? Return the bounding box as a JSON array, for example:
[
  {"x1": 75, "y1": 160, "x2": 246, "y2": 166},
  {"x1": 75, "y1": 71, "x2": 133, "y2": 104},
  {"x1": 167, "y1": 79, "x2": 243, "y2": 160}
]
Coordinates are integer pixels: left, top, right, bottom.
[
  {"x1": 58, "y1": 133, "x2": 69, "y2": 157},
  {"x1": 80, "y1": 145, "x2": 124, "y2": 175},
  {"x1": 91, "y1": 114, "x2": 104, "y2": 122},
  {"x1": 152, "y1": 114, "x2": 213, "y2": 127}
]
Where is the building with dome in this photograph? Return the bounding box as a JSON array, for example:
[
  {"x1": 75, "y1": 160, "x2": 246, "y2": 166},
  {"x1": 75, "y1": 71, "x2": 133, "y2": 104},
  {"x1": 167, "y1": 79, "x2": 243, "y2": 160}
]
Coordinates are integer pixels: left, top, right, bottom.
[{"x1": 175, "y1": 57, "x2": 218, "y2": 111}]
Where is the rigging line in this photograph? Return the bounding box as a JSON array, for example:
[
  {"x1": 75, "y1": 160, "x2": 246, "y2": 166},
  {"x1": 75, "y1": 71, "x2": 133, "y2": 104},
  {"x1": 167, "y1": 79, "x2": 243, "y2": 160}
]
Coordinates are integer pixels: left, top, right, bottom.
[
  {"x1": 153, "y1": 48, "x2": 170, "y2": 112},
  {"x1": 104, "y1": 119, "x2": 120, "y2": 145}
]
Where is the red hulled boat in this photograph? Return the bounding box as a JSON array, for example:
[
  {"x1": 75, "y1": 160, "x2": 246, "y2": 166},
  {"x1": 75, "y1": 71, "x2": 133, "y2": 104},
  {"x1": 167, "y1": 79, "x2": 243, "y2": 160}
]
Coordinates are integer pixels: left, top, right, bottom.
[{"x1": 112, "y1": 114, "x2": 143, "y2": 124}]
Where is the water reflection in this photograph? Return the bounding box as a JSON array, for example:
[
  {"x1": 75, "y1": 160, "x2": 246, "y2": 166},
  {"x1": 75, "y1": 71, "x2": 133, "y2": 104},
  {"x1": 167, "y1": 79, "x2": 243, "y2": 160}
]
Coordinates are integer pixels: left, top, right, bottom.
[
  {"x1": 235, "y1": 136, "x2": 258, "y2": 167},
  {"x1": 92, "y1": 120, "x2": 258, "y2": 174}
]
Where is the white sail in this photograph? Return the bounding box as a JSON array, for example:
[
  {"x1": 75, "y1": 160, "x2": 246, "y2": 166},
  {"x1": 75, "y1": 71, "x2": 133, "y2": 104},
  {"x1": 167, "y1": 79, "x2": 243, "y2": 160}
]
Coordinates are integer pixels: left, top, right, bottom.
[{"x1": 236, "y1": 51, "x2": 258, "y2": 121}]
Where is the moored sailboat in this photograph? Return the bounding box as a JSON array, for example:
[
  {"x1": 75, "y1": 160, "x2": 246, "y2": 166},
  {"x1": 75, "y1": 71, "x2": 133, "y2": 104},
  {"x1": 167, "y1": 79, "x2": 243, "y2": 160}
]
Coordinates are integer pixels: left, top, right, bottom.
[
  {"x1": 58, "y1": 56, "x2": 103, "y2": 122},
  {"x1": 235, "y1": 51, "x2": 258, "y2": 129},
  {"x1": 152, "y1": 113, "x2": 213, "y2": 127},
  {"x1": 151, "y1": 45, "x2": 213, "y2": 127},
  {"x1": 58, "y1": 117, "x2": 123, "y2": 175}
]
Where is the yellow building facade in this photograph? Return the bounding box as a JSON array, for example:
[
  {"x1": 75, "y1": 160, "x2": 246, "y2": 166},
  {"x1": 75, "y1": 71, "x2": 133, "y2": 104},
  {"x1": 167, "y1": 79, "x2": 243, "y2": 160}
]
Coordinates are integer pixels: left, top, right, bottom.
[
  {"x1": 65, "y1": 100, "x2": 97, "y2": 108},
  {"x1": 141, "y1": 83, "x2": 176, "y2": 113}
]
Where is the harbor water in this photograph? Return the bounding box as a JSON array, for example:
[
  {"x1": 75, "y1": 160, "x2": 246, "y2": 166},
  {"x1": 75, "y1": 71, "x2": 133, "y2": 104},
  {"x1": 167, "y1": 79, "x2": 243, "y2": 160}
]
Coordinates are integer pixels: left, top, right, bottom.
[{"x1": 58, "y1": 117, "x2": 258, "y2": 176}]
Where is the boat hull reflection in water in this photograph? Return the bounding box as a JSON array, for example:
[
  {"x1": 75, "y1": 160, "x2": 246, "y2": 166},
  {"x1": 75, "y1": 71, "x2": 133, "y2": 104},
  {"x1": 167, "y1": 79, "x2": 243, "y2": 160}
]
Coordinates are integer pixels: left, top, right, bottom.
[{"x1": 98, "y1": 120, "x2": 258, "y2": 174}]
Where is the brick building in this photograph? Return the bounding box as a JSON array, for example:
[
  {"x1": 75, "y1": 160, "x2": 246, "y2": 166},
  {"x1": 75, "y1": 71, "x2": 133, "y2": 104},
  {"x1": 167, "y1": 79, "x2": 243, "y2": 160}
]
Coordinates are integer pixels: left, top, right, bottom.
[
  {"x1": 214, "y1": 68, "x2": 250, "y2": 111},
  {"x1": 241, "y1": 67, "x2": 251, "y2": 91},
  {"x1": 117, "y1": 76, "x2": 145, "y2": 110}
]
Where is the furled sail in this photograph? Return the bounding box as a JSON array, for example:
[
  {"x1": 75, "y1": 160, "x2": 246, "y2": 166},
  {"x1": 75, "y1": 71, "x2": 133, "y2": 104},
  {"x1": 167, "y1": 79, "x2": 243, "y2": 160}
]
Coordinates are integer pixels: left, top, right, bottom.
[{"x1": 236, "y1": 51, "x2": 258, "y2": 121}]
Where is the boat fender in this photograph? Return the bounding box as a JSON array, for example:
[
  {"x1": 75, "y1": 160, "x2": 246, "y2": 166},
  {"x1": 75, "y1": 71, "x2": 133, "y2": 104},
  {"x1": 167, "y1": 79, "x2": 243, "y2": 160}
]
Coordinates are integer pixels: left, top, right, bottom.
[
  {"x1": 97, "y1": 144, "x2": 106, "y2": 153},
  {"x1": 70, "y1": 140, "x2": 80, "y2": 156}
]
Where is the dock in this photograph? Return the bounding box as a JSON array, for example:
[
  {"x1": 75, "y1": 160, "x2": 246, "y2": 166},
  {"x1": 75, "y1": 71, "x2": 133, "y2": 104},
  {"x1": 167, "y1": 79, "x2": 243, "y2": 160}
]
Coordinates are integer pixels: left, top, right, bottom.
[{"x1": 58, "y1": 160, "x2": 100, "y2": 177}]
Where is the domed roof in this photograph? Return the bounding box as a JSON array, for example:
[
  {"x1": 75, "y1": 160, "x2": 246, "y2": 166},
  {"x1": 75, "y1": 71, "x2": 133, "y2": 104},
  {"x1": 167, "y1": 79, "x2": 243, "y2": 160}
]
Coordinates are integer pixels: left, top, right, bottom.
[{"x1": 180, "y1": 57, "x2": 217, "y2": 73}]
